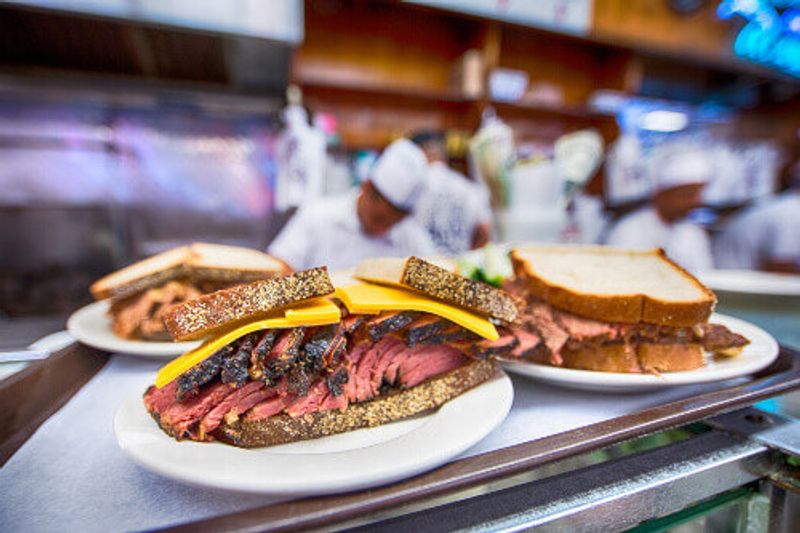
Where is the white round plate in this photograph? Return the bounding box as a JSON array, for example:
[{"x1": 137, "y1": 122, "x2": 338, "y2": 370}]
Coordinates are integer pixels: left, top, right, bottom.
[
  {"x1": 114, "y1": 369, "x2": 513, "y2": 495},
  {"x1": 501, "y1": 314, "x2": 779, "y2": 393},
  {"x1": 697, "y1": 269, "x2": 800, "y2": 296},
  {"x1": 67, "y1": 301, "x2": 200, "y2": 358}
]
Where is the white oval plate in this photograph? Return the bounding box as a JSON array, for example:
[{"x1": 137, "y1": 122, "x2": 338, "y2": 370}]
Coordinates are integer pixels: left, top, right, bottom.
[
  {"x1": 67, "y1": 301, "x2": 200, "y2": 358},
  {"x1": 697, "y1": 269, "x2": 800, "y2": 296},
  {"x1": 502, "y1": 314, "x2": 779, "y2": 393},
  {"x1": 114, "y1": 369, "x2": 512, "y2": 495}
]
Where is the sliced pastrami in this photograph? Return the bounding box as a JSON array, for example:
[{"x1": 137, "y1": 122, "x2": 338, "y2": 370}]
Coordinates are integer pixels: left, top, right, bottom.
[
  {"x1": 405, "y1": 315, "x2": 450, "y2": 347},
  {"x1": 249, "y1": 330, "x2": 278, "y2": 380},
  {"x1": 365, "y1": 311, "x2": 418, "y2": 342},
  {"x1": 369, "y1": 337, "x2": 407, "y2": 394},
  {"x1": 696, "y1": 323, "x2": 749, "y2": 351},
  {"x1": 507, "y1": 328, "x2": 542, "y2": 359},
  {"x1": 246, "y1": 394, "x2": 296, "y2": 421},
  {"x1": 284, "y1": 380, "x2": 329, "y2": 417},
  {"x1": 221, "y1": 333, "x2": 258, "y2": 387},
  {"x1": 223, "y1": 387, "x2": 278, "y2": 426},
  {"x1": 325, "y1": 367, "x2": 349, "y2": 397},
  {"x1": 302, "y1": 323, "x2": 348, "y2": 372},
  {"x1": 554, "y1": 311, "x2": 616, "y2": 342},
  {"x1": 143, "y1": 380, "x2": 179, "y2": 415},
  {"x1": 343, "y1": 344, "x2": 369, "y2": 401},
  {"x1": 398, "y1": 345, "x2": 466, "y2": 388},
  {"x1": 525, "y1": 302, "x2": 569, "y2": 365},
  {"x1": 158, "y1": 382, "x2": 237, "y2": 439},
  {"x1": 175, "y1": 344, "x2": 234, "y2": 401},
  {"x1": 420, "y1": 324, "x2": 479, "y2": 345},
  {"x1": 197, "y1": 381, "x2": 264, "y2": 439},
  {"x1": 262, "y1": 328, "x2": 305, "y2": 385},
  {"x1": 451, "y1": 333, "x2": 519, "y2": 360}
]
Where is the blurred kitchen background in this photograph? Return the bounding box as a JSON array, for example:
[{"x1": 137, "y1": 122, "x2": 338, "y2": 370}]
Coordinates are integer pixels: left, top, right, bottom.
[{"x1": 0, "y1": 0, "x2": 798, "y2": 333}]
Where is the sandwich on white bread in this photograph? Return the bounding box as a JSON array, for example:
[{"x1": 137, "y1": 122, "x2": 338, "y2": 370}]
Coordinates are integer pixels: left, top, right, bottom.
[
  {"x1": 503, "y1": 245, "x2": 749, "y2": 374},
  {"x1": 143, "y1": 259, "x2": 516, "y2": 448},
  {"x1": 90, "y1": 243, "x2": 290, "y2": 340}
]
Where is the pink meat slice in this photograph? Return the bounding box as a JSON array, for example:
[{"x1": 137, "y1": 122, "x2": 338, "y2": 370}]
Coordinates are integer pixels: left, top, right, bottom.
[
  {"x1": 285, "y1": 381, "x2": 329, "y2": 418},
  {"x1": 246, "y1": 394, "x2": 296, "y2": 421},
  {"x1": 224, "y1": 387, "x2": 278, "y2": 425},
  {"x1": 344, "y1": 344, "x2": 369, "y2": 401},
  {"x1": 508, "y1": 329, "x2": 542, "y2": 358},
  {"x1": 398, "y1": 345, "x2": 466, "y2": 388},
  {"x1": 143, "y1": 380, "x2": 179, "y2": 414},
  {"x1": 555, "y1": 311, "x2": 616, "y2": 341},
  {"x1": 197, "y1": 381, "x2": 264, "y2": 438},
  {"x1": 158, "y1": 382, "x2": 237, "y2": 437},
  {"x1": 370, "y1": 337, "x2": 407, "y2": 394},
  {"x1": 354, "y1": 342, "x2": 384, "y2": 402},
  {"x1": 527, "y1": 303, "x2": 569, "y2": 365}
]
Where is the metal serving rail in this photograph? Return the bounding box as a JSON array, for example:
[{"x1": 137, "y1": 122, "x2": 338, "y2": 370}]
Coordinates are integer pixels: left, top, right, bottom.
[{"x1": 2, "y1": 342, "x2": 798, "y2": 531}]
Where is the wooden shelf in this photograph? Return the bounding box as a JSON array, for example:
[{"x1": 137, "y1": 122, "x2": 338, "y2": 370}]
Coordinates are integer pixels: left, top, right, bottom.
[
  {"x1": 490, "y1": 99, "x2": 616, "y2": 121},
  {"x1": 297, "y1": 77, "x2": 478, "y2": 105}
]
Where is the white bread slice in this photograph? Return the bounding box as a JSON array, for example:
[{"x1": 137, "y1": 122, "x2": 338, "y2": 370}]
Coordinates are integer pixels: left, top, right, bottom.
[
  {"x1": 354, "y1": 256, "x2": 518, "y2": 323},
  {"x1": 91, "y1": 243, "x2": 290, "y2": 301},
  {"x1": 510, "y1": 245, "x2": 715, "y2": 327}
]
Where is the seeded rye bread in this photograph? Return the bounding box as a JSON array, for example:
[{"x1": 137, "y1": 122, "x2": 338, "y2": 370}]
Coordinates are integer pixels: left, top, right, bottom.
[
  {"x1": 510, "y1": 246, "x2": 716, "y2": 327},
  {"x1": 355, "y1": 256, "x2": 518, "y2": 323},
  {"x1": 219, "y1": 359, "x2": 498, "y2": 448},
  {"x1": 164, "y1": 267, "x2": 335, "y2": 341},
  {"x1": 91, "y1": 243, "x2": 291, "y2": 301}
]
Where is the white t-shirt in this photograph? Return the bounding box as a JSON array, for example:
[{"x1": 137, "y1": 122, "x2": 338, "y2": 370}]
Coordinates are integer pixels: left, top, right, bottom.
[
  {"x1": 268, "y1": 190, "x2": 437, "y2": 271},
  {"x1": 605, "y1": 207, "x2": 714, "y2": 273},
  {"x1": 713, "y1": 193, "x2": 800, "y2": 270},
  {"x1": 414, "y1": 162, "x2": 492, "y2": 255}
]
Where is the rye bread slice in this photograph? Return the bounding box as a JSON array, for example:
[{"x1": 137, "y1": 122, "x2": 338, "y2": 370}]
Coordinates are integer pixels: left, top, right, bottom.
[
  {"x1": 219, "y1": 359, "x2": 498, "y2": 448},
  {"x1": 354, "y1": 256, "x2": 518, "y2": 323},
  {"x1": 163, "y1": 267, "x2": 335, "y2": 341},
  {"x1": 510, "y1": 246, "x2": 715, "y2": 327},
  {"x1": 91, "y1": 243, "x2": 290, "y2": 301}
]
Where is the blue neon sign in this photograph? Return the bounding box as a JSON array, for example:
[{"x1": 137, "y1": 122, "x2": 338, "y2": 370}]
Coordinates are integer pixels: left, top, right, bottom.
[{"x1": 719, "y1": 0, "x2": 800, "y2": 77}]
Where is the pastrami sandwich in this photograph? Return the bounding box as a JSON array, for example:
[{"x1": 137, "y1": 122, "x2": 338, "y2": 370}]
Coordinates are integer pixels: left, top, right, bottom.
[
  {"x1": 90, "y1": 243, "x2": 290, "y2": 341},
  {"x1": 502, "y1": 246, "x2": 749, "y2": 374},
  {"x1": 143, "y1": 258, "x2": 516, "y2": 448}
]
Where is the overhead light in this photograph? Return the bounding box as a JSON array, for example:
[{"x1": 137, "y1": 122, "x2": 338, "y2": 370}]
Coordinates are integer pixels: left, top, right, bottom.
[{"x1": 639, "y1": 110, "x2": 689, "y2": 132}]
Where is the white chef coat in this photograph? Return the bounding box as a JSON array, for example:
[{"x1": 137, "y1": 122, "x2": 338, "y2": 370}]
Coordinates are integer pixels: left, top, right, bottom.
[
  {"x1": 414, "y1": 162, "x2": 492, "y2": 255},
  {"x1": 605, "y1": 207, "x2": 714, "y2": 272},
  {"x1": 713, "y1": 193, "x2": 800, "y2": 270},
  {"x1": 268, "y1": 190, "x2": 437, "y2": 271}
]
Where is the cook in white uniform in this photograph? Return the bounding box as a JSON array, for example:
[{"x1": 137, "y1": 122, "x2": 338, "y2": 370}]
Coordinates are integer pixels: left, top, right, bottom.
[
  {"x1": 412, "y1": 131, "x2": 492, "y2": 255},
  {"x1": 605, "y1": 149, "x2": 714, "y2": 272},
  {"x1": 268, "y1": 139, "x2": 437, "y2": 271},
  {"x1": 713, "y1": 166, "x2": 800, "y2": 272}
]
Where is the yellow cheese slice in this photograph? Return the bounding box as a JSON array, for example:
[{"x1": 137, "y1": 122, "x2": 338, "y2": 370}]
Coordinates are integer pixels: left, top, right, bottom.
[
  {"x1": 335, "y1": 283, "x2": 499, "y2": 341},
  {"x1": 155, "y1": 298, "x2": 341, "y2": 388}
]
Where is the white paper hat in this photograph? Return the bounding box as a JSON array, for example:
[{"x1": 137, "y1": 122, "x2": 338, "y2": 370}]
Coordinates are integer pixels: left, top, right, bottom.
[
  {"x1": 554, "y1": 129, "x2": 605, "y2": 186},
  {"x1": 656, "y1": 149, "x2": 714, "y2": 190},
  {"x1": 371, "y1": 138, "x2": 429, "y2": 212}
]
